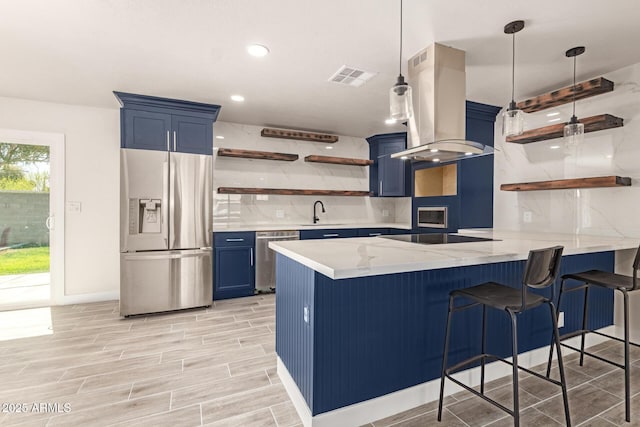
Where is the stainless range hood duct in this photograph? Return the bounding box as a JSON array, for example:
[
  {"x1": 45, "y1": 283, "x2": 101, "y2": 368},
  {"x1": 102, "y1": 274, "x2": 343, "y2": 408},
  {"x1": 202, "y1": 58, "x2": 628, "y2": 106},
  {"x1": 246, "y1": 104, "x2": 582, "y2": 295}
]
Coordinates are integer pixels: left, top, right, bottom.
[{"x1": 390, "y1": 43, "x2": 495, "y2": 162}]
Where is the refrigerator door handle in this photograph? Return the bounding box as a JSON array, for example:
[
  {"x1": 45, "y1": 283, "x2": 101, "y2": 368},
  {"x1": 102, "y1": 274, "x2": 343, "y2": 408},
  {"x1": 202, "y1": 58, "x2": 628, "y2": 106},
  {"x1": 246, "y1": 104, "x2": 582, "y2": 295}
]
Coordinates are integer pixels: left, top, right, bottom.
[
  {"x1": 169, "y1": 156, "x2": 177, "y2": 248},
  {"x1": 162, "y1": 157, "x2": 170, "y2": 250}
]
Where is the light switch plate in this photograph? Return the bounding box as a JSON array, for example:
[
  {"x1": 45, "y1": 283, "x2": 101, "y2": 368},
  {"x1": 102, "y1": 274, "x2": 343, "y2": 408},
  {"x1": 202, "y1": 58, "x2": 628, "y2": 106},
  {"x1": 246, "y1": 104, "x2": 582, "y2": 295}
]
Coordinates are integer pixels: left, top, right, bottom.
[
  {"x1": 67, "y1": 201, "x2": 81, "y2": 213},
  {"x1": 523, "y1": 211, "x2": 532, "y2": 223},
  {"x1": 382, "y1": 209, "x2": 390, "y2": 217}
]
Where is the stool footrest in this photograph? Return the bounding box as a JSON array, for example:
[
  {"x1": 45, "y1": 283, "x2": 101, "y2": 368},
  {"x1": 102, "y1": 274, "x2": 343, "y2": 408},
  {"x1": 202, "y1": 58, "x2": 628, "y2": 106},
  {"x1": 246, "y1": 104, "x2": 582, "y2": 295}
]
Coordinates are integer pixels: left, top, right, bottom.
[
  {"x1": 559, "y1": 341, "x2": 625, "y2": 370},
  {"x1": 445, "y1": 353, "x2": 565, "y2": 388},
  {"x1": 444, "y1": 374, "x2": 514, "y2": 417}
]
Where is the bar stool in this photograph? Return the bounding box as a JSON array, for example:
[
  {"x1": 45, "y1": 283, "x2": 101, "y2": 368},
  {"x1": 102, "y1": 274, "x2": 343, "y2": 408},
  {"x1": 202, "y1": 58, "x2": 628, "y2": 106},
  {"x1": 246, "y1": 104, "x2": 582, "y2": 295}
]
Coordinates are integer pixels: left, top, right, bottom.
[
  {"x1": 547, "y1": 245, "x2": 640, "y2": 422},
  {"x1": 437, "y1": 246, "x2": 571, "y2": 427}
]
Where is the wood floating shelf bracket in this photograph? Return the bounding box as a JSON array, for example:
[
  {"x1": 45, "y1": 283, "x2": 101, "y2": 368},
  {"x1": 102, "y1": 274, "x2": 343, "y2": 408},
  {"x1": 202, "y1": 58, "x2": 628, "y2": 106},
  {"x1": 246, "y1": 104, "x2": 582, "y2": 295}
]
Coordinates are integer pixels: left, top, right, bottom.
[
  {"x1": 261, "y1": 127, "x2": 339, "y2": 143},
  {"x1": 506, "y1": 114, "x2": 623, "y2": 144},
  {"x1": 304, "y1": 155, "x2": 373, "y2": 166},
  {"x1": 517, "y1": 77, "x2": 614, "y2": 113},
  {"x1": 217, "y1": 148, "x2": 298, "y2": 162},
  {"x1": 500, "y1": 175, "x2": 631, "y2": 192},
  {"x1": 217, "y1": 187, "x2": 372, "y2": 197}
]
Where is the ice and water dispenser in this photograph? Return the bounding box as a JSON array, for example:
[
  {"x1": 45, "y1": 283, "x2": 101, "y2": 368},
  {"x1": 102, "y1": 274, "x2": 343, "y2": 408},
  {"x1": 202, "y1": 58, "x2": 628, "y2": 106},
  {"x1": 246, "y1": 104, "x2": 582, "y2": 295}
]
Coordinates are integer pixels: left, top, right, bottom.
[{"x1": 128, "y1": 198, "x2": 162, "y2": 234}]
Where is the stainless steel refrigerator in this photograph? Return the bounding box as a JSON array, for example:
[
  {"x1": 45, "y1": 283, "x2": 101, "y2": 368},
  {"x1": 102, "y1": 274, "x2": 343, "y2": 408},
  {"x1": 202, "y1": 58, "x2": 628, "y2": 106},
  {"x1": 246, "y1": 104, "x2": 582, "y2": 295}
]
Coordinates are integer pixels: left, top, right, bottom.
[{"x1": 120, "y1": 148, "x2": 212, "y2": 316}]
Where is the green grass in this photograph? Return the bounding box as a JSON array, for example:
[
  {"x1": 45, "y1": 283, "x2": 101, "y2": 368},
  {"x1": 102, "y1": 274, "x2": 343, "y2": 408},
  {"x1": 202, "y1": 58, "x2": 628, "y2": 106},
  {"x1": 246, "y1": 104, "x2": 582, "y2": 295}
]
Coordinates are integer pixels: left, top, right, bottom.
[{"x1": 0, "y1": 246, "x2": 50, "y2": 275}]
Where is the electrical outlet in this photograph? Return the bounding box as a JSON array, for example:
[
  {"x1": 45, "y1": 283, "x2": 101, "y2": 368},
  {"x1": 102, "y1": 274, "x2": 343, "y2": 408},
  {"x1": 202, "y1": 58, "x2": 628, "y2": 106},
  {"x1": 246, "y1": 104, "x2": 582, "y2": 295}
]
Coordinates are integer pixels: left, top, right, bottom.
[
  {"x1": 303, "y1": 306, "x2": 310, "y2": 323},
  {"x1": 275, "y1": 210, "x2": 285, "y2": 218},
  {"x1": 558, "y1": 312, "x2": 565, "y2": 328},
  {"x1": 256, "y1": 194, "x2": 269, "y2": 201},
  {"x1": 66, "y1": 202, "x2": 81, "y2": 213},
  {"x1": 382, "y1": 209, "x2": 390, "y2": 217},
  {"x1": 523, "y1": 211, "x2": 532, "y2": 223}
]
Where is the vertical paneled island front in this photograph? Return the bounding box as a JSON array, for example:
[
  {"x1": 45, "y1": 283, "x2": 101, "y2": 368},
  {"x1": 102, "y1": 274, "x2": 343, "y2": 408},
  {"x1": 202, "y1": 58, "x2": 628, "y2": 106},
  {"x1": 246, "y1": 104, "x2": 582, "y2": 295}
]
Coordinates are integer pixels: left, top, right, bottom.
[{"x1": 269, "y1": 230, "x2": 639, "y2": 427}]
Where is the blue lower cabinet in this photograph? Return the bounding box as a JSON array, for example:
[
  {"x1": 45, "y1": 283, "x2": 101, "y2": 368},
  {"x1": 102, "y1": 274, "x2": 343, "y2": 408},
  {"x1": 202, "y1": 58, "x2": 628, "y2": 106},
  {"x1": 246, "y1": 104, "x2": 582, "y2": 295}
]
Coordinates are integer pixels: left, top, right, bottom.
[
  {"x1": 213, "y1": 232, "x2": 255, "y2": 300},
  {"x1": 357, "y1": 228, "x2": 389, "y2": 237},
  {"x1": 299, "y1": 229, "x2": 359, "y2": 240}
]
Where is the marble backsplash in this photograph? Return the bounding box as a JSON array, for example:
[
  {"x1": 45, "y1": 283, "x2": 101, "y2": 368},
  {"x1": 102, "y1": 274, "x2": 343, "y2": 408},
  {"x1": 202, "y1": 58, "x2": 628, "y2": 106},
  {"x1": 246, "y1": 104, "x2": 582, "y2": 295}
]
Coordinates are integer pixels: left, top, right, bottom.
[
  {"x1": 213, "y1": 121, "x2": 411, "y2": 226},
  {"x1": 493, "y1": 62, "x2": 640, "y2": 238}
]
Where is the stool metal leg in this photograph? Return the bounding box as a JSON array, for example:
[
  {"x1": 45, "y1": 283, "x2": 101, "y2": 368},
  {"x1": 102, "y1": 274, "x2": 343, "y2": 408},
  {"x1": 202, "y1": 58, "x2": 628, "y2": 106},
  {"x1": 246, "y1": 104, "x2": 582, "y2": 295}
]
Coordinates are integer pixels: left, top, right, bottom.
[
  {"x1": 481, "y1": 304, "x2": 487, "y2": 395},
  {"x1": 549, "y1": 301, "x2": 572, "y2": 427},
  {"x1": 437, "y1": 295, "x2": 455, "y2": 422},
  {"x1": 547, "y1": 278, "x2": 566, "y2": 378},
  {"x1": 580, "y1": 285, "x2": 590, "y2": 366},
  {"x1": 623, "y1": 289, "x2": 631, "y2": 422},
  {"x1": 508, "y1": 310, "x2": 520, "y2": 427}
]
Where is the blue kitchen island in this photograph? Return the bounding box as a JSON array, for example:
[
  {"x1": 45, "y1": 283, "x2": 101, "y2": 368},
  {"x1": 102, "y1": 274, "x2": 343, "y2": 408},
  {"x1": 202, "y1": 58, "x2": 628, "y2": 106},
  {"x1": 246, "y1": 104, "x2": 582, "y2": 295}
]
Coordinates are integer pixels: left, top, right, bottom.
[{"x1": 269, "y1": 230, "x2": 640, "y2": 427}]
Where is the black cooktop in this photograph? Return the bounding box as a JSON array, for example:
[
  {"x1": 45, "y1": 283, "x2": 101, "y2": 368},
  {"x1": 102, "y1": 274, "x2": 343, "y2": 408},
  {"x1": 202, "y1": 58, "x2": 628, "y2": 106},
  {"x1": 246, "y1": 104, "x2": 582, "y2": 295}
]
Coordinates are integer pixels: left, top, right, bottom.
[{"x1": 381, "y1": 233, "x2": 498, "y2": 244}]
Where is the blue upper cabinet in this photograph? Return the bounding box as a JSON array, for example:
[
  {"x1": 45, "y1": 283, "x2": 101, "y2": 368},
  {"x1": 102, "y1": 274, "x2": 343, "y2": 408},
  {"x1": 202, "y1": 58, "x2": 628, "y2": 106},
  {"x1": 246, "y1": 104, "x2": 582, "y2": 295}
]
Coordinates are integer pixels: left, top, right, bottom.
[
  {"x1": 172, "y1": 115, "x2": 214, "y2": 155},
  {"x1": 114, "y1": 92, "x2": 221, "y2": 155},
  {"x1": 367, "y1": 132, "x2": 410, "y2": 197},
  {"x1": 459, "y1": 101, "x2": 501, "y2": 229}
]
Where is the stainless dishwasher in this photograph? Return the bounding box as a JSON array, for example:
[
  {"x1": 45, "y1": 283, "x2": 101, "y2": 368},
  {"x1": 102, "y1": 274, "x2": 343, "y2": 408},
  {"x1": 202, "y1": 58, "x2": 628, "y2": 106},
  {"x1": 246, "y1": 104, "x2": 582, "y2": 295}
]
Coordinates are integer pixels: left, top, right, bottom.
[{"x1": 255, "y1": 230, "x2": 300, "y2": 292}]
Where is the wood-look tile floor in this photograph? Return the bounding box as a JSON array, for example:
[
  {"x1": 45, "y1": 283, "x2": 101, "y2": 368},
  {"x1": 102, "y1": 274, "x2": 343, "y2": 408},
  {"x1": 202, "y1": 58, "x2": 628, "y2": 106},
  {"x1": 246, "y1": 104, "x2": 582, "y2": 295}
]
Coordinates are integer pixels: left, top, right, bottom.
[
  {"x1": 0, "y1": 294, "x2": 301, "y2": 427},
  {"x1": 368, "y1": 339, "x2": 639, "y2": 427},
  {"x1": 2, "y1": 294, "x2": 635, "y2": 427}
]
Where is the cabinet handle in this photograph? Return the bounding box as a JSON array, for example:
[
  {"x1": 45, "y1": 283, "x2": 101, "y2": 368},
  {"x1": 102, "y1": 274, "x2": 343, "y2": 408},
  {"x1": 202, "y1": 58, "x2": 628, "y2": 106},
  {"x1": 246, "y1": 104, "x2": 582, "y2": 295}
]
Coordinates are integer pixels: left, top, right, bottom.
[
  {"x1": 379, "y1": 181, "x2": 383, "y2": 195},
  {"x1": 225, "y1": 238, "x2": 245, "y2": 242},
  {"x1": 173, "y1": 131, "x2": 177, "y2": 151},
  {"x1": 369, "y1": 233, "x2": 382, "y2": 236},
  {"x1": 250, "y1": 248, "x2": 254, "y2": 266},
  {"x1": 323, "y1": 233, "x2": 339, "y2": 237},
  {"x1": 166, "y1": 131, "x2": 170, "y2": 151}
]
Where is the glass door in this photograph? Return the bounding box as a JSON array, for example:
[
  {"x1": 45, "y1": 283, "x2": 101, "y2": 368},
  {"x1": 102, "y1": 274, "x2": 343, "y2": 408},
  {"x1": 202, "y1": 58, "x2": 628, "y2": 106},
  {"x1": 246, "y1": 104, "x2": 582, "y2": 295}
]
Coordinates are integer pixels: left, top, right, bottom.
[{"x1": 0, "y1": 142, "x2": 51, "y2": 310}]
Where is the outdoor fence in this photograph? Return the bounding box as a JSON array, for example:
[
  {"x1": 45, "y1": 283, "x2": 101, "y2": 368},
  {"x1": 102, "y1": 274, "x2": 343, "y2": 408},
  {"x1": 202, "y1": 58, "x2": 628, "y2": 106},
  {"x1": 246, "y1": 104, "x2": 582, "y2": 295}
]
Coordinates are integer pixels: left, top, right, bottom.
[{"x1": 0, "y1": 191, "x2": 49, "y2": 247}]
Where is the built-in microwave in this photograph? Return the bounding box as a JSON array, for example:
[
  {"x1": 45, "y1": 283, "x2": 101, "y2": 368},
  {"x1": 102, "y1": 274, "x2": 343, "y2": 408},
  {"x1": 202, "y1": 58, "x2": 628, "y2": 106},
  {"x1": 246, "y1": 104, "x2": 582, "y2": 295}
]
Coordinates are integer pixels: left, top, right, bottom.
[{"x1": 417, "y1": 207, "x2": 447, "y2": 229}]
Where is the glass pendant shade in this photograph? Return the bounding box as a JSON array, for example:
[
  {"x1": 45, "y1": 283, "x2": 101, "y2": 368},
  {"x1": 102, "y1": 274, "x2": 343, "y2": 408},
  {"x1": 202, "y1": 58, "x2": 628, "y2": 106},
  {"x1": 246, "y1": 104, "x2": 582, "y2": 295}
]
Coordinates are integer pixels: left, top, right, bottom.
[
  {"x1": 564, "y1": 120, "x2": 584, "y2": 146},
  {"x1": 390, "y1": 77, "x2": 413, "y2": 120},
  {"x1": 502, "y1": 107, "x2": 524, "y2": 137}
]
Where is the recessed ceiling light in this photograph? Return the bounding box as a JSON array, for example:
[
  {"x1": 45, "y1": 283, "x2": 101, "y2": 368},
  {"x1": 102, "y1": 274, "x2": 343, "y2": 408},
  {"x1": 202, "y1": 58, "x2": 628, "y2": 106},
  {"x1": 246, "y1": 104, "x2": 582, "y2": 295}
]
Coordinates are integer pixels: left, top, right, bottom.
[
  {"x1": 606, "y1": 154, "x2": 613, "y2": 158},
  {"x1": 550, "y1": 145, "x2": 560, "y2": 149},
  {"x1": 546, "y1": 112, "x2": 560, "y2": 117},
  {"x1": 215, "y1": 135, "x2": 225, "y2": 139},
  {"x1": 430, "y1": 149, "x2": 439, "y2": 153},
  {"x1": 385, "y1": 118, "x2": 396, "y2": 125},
  {"x1": 247, "y1": 44, "x2": 270, "y2": 57},
  {"x1": 432, "y1": 158, "x2": 440, "y2": 163},
  {"x1": 325, "y1": 146, "x2": 333, "y2": 150},
  {"x1": 230, "y1": 95, "x2": 245, "y2": 102}
]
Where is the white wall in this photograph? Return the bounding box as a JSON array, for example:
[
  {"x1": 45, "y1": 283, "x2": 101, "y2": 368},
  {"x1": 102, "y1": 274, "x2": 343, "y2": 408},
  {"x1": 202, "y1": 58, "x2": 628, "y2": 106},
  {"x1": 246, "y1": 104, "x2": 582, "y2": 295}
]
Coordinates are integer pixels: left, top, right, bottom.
[
  {"x1": 213, "y1": 122, "x2": 410, "y2": 226},
  {"x1": 494, "y1": 62, "x2": 640, "y2": 238},
  {"x1": 0, "y1": 96, "x2": 120, "y2": 298}
]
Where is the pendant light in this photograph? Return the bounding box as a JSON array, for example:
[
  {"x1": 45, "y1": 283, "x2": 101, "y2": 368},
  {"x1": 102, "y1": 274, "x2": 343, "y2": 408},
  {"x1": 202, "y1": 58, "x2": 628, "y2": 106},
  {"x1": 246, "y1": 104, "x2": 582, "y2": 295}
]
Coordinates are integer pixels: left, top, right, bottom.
[
  {"x1": 389, "y1": 0, "x2": 413, "y2": 120},
  {"x1": 502, "y1": 20, "x2": 525, "y2": 137},
  {"x1": 564, "y1": 46, "x2": 586, "y2": 146}
]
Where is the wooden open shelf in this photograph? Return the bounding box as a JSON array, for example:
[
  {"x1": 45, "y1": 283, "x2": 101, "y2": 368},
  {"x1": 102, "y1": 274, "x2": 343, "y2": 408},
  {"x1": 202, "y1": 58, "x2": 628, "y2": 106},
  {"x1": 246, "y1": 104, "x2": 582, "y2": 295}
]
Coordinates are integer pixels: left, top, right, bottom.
[
  {"x1": 261, "y1": 128, "x2": 338, "y2": 143},
  {"x1": 500, "y1": 176, "x2": 631, "y2": 192},
  {"x1": 218, "y1": 187, "x2": 371, "y2": 196},
  {"x1": 217, "y1": 148, "x2": 298, "y2": 161},
  {"x1": 506, "y1": 114, "x2": 623, "y2": 144},
  {"x1": 517, "y1": 77, "x2": 614, "y2": 113},
  {"x1": 304, "y1": 155, "x2": 373, "y2": 166}
]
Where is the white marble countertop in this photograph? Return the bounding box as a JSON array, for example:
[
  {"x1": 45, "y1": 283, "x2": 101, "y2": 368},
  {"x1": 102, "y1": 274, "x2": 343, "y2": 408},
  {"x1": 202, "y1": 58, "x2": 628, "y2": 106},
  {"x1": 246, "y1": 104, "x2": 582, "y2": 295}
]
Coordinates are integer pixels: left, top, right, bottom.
[
  {"x1": 269, "y1": 229, "x2": 640, "y2": 279},
  {"x1": 212, "y1": 222, "x2": 412, "y2": 232}
]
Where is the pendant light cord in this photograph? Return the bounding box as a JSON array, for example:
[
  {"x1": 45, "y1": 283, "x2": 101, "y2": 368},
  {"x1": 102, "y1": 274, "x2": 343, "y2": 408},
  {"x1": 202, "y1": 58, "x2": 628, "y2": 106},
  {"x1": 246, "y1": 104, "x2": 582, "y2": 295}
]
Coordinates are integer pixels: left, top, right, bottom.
[
  {"x1": 511, "y1": 32, "x2": 515, "y2": 104},
  {"x1": 572, "y1": 55, "x2": 577, "y2": 117},
  {"x1": 399, "y1": 0, "x2": 403, "y2": 76}
]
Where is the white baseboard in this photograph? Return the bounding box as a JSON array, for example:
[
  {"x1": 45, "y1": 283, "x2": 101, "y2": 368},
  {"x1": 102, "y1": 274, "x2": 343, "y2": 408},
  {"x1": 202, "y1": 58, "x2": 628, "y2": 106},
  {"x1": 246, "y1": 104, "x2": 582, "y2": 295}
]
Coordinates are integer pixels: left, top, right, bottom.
[
  {"x1": 278, "y1": 326, "x2": 615, "y2": 427},
  {"x1": 57, "y1": 291, "x2": 119, "y2": 305}
]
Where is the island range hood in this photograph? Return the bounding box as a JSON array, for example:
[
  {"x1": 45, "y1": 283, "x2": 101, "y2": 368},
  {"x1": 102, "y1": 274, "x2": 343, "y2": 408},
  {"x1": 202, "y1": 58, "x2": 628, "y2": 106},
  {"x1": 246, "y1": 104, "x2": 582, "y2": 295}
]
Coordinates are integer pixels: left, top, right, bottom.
[{"x1": 391, "y1": 43, "x2": 495, "y2": 162}]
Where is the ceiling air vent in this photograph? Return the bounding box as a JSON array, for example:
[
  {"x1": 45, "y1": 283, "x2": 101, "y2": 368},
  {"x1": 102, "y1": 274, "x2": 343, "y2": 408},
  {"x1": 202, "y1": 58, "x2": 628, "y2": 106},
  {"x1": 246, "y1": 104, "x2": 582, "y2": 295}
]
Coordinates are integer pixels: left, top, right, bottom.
[{"x1": 328, "y1": 65, "x2": 377, "y2": 87}]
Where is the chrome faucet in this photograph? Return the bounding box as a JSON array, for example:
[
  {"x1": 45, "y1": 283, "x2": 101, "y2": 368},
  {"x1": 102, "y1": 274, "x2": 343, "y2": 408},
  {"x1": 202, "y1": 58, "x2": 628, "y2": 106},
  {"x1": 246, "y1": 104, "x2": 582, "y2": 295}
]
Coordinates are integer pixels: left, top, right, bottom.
[{"x1": 313, "y1": 200, "x2": 325, "y2": 224}]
